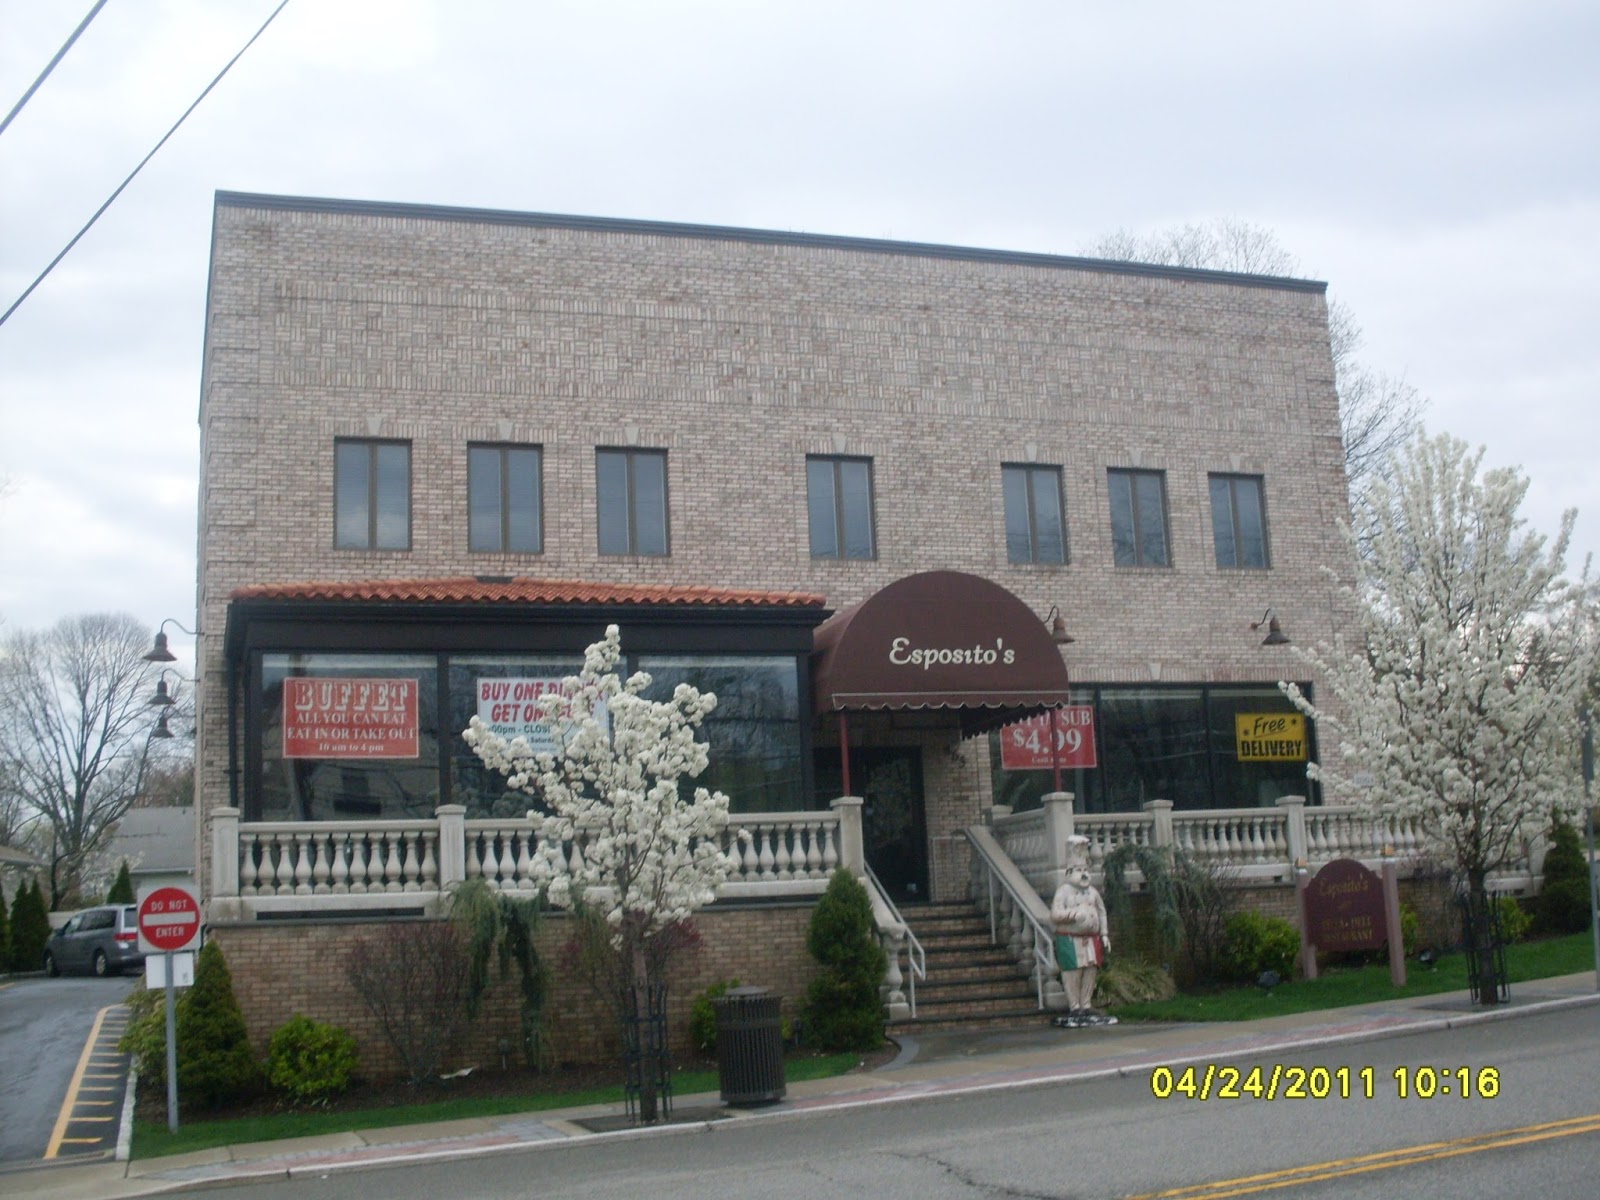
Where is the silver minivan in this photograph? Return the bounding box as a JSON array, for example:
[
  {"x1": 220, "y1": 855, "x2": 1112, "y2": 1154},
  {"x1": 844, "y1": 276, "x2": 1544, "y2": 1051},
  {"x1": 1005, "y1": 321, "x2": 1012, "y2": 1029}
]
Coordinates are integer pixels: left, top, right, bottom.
[{"x1": 43, "y1": 905, "x2": 145, "y2": 977}]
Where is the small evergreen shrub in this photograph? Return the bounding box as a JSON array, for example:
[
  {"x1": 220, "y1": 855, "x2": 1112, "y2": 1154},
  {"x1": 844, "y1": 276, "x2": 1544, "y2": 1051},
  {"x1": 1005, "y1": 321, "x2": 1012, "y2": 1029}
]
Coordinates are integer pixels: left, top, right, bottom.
[
  {"x1": 10, "y1": 880, "x2": 51, "y2": 972},
  {"x1": 1220, "y1": 911, "x2": 1299, "y2": 983},
  {"x1": 178, "y1": 941, "x2": 262, "y2": 1107},
  {"x1": 267, "y1": 1016, "x2": 360, "y2": 1106},
  {"x1": 802, "y1": 870, "x2": 887, "y2": 1053},
  {"x1": 121, "y1": 942, "x2": 262, "y2": 1108},
  {"x1": 690, "y1": 978, "x2": 742, "y2": 1055},
  {"x1": 106, "y1": 862, "x2": 136, "y2": 905},
  {"x1": 1535, "y1": 818, "x2": 1593, "y2": 935},
  {"x1": 1399, "y1": 902, "x2": 1420, "y2": 953},
  {"x1": 0, "y1": 886, "x2": 11, "y2": 970}
]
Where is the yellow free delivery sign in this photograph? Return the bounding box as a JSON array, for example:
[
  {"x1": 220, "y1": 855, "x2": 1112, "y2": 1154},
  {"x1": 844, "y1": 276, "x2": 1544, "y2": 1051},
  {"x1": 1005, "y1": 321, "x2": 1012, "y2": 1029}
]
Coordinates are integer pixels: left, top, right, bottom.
[{"x1": 1235, "y1": 712, "x2": 1307, "y2": 761}]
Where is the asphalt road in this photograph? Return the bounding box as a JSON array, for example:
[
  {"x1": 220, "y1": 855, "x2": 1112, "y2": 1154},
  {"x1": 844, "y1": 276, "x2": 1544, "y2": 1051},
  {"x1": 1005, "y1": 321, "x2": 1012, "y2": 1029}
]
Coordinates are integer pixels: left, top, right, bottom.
[
  {"x1": 0, "y1": 974, "x2": 139, "y2": 1164},
  {"x1": 172, "y1": 1005, "x2": 1600, "y2": 1200}
]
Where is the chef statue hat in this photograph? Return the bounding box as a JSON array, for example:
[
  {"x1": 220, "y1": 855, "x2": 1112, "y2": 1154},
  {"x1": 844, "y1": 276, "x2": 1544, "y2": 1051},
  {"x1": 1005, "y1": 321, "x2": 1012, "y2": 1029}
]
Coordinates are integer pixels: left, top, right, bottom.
[{"x1": 1064, "y1": 834, "x2": 1091, "y2": 870}]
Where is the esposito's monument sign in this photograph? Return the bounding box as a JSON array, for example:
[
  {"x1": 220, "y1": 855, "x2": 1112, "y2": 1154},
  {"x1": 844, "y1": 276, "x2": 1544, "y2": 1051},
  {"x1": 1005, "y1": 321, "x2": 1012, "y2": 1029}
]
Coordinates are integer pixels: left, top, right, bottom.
[{"x1": 1297, "y1": 856, "x2": 1407, "y2": 986}]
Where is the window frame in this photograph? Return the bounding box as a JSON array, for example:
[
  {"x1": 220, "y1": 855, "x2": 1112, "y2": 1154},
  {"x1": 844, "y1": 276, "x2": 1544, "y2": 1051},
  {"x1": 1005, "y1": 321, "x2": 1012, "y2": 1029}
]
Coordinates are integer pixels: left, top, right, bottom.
[
  {"x1": 1208, "y1": 473, "x2": 1270, "y2": 569},
  {"x1": 1107, "y1": 467, "x2": 1171, "y2": 568},
  {"x1": 806, "y1": 454, "x2": 877, "y2": 560},
  {"x1": 1002, "y1": 463, "x2": 1068, "y2": 565},
  {"x1": 595, "y1": 447, "x2": 670, "y2": 556},
  {"x1": 334, "y1": 438, "x2": 412, "y2": 551},
  {"x1": 469, "y1": 443, "x2": 544, "y2": 554}
]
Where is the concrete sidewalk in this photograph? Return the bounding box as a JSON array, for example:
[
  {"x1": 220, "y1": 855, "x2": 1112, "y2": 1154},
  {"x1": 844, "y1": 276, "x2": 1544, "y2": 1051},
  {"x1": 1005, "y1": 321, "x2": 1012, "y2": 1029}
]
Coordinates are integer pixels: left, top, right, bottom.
[{"x1": 9, "y1": 972, "x2": 1598, "y2": 1200}]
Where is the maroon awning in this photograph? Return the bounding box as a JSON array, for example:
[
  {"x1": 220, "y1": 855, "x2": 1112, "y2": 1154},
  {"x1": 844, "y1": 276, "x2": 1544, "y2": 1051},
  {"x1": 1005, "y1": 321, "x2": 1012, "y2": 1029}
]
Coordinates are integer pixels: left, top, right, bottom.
[{"x1": 812, "y1": 571, "x2": 1070, "y2": 730}]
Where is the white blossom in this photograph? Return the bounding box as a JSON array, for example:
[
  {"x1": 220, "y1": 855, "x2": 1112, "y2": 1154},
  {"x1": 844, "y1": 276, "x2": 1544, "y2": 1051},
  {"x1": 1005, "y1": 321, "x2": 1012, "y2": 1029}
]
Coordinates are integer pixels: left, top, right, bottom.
[
  {"x1": 464, "y1": 624, "x2": 738, "y2": 947},
  {"x1": 1283, "y1": 433, "x2": 1597, "y2": 893}
]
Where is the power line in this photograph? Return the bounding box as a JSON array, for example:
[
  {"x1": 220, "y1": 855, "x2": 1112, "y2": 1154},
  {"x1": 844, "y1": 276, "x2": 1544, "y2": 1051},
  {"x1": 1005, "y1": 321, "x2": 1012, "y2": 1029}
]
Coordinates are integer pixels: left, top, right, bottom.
[
  {"x1": 0, "y1": 0, "x2": 292, "y2": 330},
  {"x1": 0, "y1": 0, "x2": 110, "y2": 139}
]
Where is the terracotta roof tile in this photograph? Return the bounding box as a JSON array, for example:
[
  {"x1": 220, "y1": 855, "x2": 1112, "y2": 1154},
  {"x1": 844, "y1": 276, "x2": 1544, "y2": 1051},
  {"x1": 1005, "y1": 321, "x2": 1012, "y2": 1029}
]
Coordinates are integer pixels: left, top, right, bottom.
[{"x1": 230, "y1": 577, "x2": 827, "y2": 609}]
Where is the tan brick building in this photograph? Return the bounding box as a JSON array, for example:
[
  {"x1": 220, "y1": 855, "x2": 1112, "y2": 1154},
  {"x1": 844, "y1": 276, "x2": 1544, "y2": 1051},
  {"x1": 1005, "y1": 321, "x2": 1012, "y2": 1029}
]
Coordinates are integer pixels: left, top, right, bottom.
[{"x1": 193, "y1": 192, "x2": 1356, "y2": 1068}]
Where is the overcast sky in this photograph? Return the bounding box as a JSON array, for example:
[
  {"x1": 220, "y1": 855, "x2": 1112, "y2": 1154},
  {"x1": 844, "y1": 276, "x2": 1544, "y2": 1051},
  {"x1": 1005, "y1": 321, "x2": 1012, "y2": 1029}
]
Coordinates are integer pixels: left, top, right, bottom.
[{"x1": 2, "y1": 0, "x2": 1597, "y2": 655}]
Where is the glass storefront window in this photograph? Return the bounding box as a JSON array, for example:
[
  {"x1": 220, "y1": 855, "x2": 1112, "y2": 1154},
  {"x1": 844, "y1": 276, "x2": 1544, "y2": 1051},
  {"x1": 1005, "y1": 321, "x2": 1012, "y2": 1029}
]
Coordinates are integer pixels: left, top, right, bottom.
[
  {"x1": 258, "y1": 654, "x2": 439, "y2": 820},
  {"x1": 637, "y1": 656, "x2": 806, "y2": 812},
  {"x1": 990, "y1": 684, "x2": 1317, "y2": 814},
  {"x1": 447, "y1": 656, "x2": 584, "y2": 818}
]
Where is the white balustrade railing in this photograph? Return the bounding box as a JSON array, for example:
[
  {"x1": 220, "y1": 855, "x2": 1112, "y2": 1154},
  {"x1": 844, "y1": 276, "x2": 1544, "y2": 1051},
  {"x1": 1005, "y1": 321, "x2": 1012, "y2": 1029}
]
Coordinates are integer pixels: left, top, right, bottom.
[
  {"x1": 988, "y1": 793, "x2": 1517, "y2": 893},
  {"x1": 212, "y1": 804, "x2": 851, "y2": 908}
]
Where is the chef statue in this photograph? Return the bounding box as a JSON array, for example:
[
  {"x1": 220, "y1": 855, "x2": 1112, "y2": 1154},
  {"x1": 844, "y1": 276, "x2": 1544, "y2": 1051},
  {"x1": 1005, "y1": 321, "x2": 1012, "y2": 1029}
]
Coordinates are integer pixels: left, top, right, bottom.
[{"x1": 1050, "y1": 835, "x2": 1117, "y2": 1027}]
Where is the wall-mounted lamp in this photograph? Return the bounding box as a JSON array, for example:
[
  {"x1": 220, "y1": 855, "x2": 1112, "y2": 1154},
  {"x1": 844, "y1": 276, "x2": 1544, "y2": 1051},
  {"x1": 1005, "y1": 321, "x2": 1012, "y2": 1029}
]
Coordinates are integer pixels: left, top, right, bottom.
[
  {"x1": 1250, "y1": 608, "x2": 1290, "y2": 646},
  {"x1": 150, "y1": 711, "x2": 175, "y2": 740},
  {"x1": 143, "y1": 618, "x2": 198, "y2": 663},
  {"x1": 1045, "y1": 605, "x2": 1074, "y2": 645},
  {"x1": 147, "y1": 669, "x2": 190, "y2": 708}
]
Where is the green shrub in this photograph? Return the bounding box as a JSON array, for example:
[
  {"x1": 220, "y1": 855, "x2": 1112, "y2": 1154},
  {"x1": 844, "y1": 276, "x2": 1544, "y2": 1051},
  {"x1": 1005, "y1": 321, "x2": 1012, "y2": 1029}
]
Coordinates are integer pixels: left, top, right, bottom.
[
  {"x1": 1399, "y1": 902, "x2": 1420, "y2": 952},
  {"x1": 120, "y1": 942, "x2": 262, "y2": 1108},
  {"x1": 802, "y1": 870, "x2": 887, "y2": 1053},
  {"x1": 690, "y1": 978, "x2": 742, "y2": 1055},
  {"x1": 0, "y1": 886, "x2": 11, "y2": 970},
  {"x1": 1494, "y1": 895, "x2": 1532, "y2": 944},
  {"x1": 1094, "y1": 959, "x2": 1176, "y2": 1007},
  {"x1": 177, "y1": 942, "x2": 262, "y2": 1107},
  {"x1": 1536, "y1": 818, "x2": 1593, "y2": 935},
  {"x1": 105, "y1": 862, "x2": 136, "y2": 905},
  {"x1": 1220, "y1": 911, "x2": 1299, "y2": 983},
  {"x1": 267, "y1": 1016, "x2": 360, "y2": 1106},
  {"x1": 10, "y1": 880, "x2": 51, "y2": 972}
]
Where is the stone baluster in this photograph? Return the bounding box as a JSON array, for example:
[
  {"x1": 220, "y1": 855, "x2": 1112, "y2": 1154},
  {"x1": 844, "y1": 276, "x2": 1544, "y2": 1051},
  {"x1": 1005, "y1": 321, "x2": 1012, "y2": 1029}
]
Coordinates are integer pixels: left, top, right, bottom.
[
  {"x1": 383, "y1": 833, "x2": 403, "y2": 892},
  {"x1": 401, "y1": 831, "x2": 421, "y2": 892},
  {"x1": 273, "y1": 833, "x2": 294, "y2": 894},
  {"x1": 880, "y1": 928, "x2": 909, "y2": 1019},
  {"x1": 293, "y1": 832, "x2": 314, "y2": 895},
  {"x1": 330, "y1": 834, "x2": 350, "y2": 894},
  {"x1": 311, "y1": 833, "x2": 331, "y2": 893}
]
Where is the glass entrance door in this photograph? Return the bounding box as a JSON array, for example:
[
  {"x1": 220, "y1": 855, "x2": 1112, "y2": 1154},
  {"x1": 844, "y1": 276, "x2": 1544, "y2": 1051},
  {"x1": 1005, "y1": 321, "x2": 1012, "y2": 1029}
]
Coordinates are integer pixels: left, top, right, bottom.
[{"x1": 814, "y1": 746, "x2": 929, "y2": 904}]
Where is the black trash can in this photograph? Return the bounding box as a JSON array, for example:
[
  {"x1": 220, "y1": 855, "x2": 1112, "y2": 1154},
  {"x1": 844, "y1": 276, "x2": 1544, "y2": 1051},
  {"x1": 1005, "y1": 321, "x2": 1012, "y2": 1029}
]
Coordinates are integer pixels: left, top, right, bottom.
[{"x1": 713, "y1": 986, "x2": 787, "y2": 1104}]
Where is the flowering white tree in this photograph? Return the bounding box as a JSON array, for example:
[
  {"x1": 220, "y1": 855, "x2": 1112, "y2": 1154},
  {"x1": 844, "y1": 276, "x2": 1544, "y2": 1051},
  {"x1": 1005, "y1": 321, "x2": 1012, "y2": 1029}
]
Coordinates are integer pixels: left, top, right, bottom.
[
  {"x1": 463, "y1": 624, "x2": 736, "y2": 1120},
  {"x1": 1284, "y1": 433, "x2": 1596, "y2": 909}
]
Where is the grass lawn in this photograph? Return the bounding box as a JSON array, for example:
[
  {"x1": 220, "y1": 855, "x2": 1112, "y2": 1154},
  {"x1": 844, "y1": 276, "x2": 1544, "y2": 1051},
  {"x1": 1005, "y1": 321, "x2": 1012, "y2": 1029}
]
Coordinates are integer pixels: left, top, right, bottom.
[
  {"x1": 1109, "y1": 932, "x2": 1595, "y2": 1023},
  {"x1": 132, "y1": 1052, "x2": 860, "y2": 1160}
]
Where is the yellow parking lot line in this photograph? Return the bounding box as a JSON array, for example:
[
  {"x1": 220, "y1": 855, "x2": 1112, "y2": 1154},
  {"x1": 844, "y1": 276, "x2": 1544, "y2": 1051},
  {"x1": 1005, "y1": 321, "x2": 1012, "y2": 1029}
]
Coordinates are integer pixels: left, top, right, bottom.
[{"x1": 43, "y1": 1006, "x2": 117, "y2": 1160}]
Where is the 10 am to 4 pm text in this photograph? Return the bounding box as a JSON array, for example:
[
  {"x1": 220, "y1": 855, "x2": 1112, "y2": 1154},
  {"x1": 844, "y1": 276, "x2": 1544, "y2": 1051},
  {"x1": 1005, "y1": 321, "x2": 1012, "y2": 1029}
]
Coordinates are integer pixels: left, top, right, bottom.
[{"x1": 1149, "y1": 1064, "x2": 1501, "y2": 1101}]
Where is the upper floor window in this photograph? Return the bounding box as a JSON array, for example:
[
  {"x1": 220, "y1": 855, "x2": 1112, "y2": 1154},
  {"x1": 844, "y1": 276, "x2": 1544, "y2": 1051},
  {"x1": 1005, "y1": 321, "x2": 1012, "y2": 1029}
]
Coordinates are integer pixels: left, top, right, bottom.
[
  {"x1": 1002, "y1": 464, "x2": 1067, "y2": 564},
  {"x1": 1107, "y1": 468, "x2": 1170, "y2": 567},
  {"x1": 806, "y1": 455, "x2": 876, "y2": 559},
  {"x1": 335, "y1": 439, "x2": 411, "y2": 550},
  {"x1": 1209, "y1": 473, "x2": 1269, "y2": 569},
  {"x1": 469, "y1": 444, "x2": 543, "y2": 554},
  {"x1": 596, "y1": 448, "x2": 668, "y2": 555}
]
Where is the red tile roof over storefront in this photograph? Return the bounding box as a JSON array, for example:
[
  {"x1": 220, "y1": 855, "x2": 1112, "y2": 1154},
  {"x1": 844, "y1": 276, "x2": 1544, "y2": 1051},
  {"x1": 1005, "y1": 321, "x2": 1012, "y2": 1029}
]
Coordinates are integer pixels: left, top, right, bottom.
[{"x1": 229, "y1": 577, "x2": 828, "y2": 609}]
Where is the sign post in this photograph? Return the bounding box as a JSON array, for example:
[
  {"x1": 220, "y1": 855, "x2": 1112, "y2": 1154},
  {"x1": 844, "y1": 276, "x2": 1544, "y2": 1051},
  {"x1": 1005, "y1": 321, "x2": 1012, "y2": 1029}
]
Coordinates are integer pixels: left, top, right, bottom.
[{"x1": 138, "y1": 884, "x2": 202, "y2": 1132}]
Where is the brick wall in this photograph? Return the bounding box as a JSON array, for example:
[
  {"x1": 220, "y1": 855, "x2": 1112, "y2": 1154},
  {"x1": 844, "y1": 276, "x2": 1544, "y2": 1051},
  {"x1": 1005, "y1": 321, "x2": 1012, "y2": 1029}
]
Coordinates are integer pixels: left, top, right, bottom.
[
  {"x1": 210, "y1": 903, "x2": 818, "y2": 1077},
  {"x1": 193, "y1": 195, "x2": 1356, "y2": 913}
]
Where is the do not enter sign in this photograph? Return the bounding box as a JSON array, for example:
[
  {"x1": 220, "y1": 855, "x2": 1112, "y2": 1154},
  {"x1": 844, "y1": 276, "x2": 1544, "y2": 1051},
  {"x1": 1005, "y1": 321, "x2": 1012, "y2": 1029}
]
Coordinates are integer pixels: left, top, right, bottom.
[{"x1": 138, "y1": 885, "x2": 202, "y2": 954}]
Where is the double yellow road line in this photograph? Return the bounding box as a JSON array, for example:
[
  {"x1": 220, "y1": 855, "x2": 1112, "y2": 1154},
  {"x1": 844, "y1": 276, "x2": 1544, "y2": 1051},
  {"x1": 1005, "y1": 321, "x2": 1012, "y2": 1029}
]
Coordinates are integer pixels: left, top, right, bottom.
[{"x1": 1123, "y1": 1113, "x2": 1600, "y2": 1199}]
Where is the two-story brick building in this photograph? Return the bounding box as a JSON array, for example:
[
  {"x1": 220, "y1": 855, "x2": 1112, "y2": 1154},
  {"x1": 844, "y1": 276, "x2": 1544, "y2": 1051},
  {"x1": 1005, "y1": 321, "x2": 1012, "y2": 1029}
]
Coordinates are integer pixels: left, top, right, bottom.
[{"x1": 192, "y1": 191, "x2": 1356, "y2": 1066}]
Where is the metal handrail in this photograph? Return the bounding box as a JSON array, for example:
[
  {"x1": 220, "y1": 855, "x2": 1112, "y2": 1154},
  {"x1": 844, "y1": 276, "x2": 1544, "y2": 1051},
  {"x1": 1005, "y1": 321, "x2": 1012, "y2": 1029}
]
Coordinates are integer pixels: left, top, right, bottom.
[
  {"x1": 863, "y1": 863, "x2": 926, "y2": 1018},
  {"x1": 963, "y1": 828, "x2": 1055, "y2": 1010}
]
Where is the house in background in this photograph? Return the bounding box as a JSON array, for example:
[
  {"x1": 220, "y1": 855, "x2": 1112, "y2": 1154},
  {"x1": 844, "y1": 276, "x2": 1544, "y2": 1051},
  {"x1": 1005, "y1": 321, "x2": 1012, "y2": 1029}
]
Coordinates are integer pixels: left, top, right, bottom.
[
  {"x1": 191, "y1": 191, "x2": 1381, "y2": 1068},
  {"x1": 106, "y1": 806, "x2": 196, "y2": 893}
]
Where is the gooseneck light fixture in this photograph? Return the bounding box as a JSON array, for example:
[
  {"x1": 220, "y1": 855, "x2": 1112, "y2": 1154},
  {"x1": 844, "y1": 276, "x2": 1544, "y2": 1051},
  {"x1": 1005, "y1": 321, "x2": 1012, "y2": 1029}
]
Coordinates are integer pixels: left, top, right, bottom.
[
  {"x1": 1045, "y1": 605, "x2": 1074, "y2": 645},
  {"x1": 143, "y1": 618, "x2": 199, "y2": 663},
  {"x1": 1250, "y1": 608, "x2": 1290, "y2": 646}
]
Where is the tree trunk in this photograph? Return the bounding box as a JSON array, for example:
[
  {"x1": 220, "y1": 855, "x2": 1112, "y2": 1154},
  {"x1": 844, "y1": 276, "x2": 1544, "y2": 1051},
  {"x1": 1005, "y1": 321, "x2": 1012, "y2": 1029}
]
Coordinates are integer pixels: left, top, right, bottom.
[{"x1": 632, "y1": 942, "x2": 658, "y2": 1124}]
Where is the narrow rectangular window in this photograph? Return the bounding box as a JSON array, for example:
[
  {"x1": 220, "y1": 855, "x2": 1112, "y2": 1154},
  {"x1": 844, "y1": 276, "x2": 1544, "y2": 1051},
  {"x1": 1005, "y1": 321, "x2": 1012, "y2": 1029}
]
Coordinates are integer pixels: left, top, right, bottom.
[
  {"x1": 335, "y1": 439, "x2": 411, "y2": 550},
  {"x1": 807, "y1": 456, "x2": 876, "y2": 559},
  {"x1": 1209, "y1": 474, "x2": 1269, "y2": 568},
  {"x1": 596, "y1": 448, "x2": 669, "y2": 556},
  {"x1": 1002, "y1": 464, "x2": 1067, "y2": 564},
  {"x1": 1107, "y1": 468, "x2": 1170, "y2": 567},
  {"x1": 469, "y1": 444, "x2": 543, "y2": 553}
]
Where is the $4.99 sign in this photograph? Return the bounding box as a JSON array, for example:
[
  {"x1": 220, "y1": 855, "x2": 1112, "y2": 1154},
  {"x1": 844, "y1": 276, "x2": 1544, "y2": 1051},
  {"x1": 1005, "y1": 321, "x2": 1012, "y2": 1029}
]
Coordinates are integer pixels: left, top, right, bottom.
[{"x1": 999, "y1": 706, "x2": 1097, "y2": 771}]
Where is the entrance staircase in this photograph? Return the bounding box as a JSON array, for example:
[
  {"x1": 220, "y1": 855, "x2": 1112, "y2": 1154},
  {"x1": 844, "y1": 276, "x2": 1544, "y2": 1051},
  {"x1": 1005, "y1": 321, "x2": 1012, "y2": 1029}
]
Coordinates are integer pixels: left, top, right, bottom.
[{"x1": 886, "y1": 898, "x2": 1045, "y2": 1036}]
